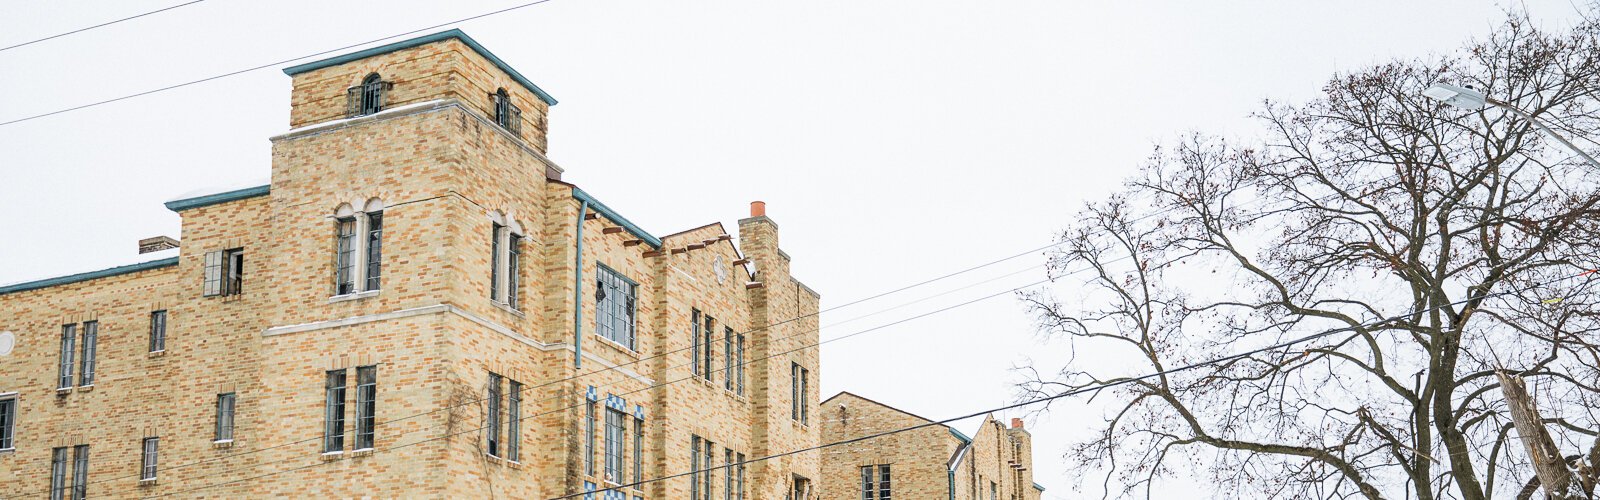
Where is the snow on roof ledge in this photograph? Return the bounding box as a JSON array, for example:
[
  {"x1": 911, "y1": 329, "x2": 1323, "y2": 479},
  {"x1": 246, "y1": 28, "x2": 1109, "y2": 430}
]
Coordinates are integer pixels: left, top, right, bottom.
[{"x1": 165, "y1": 183, "x2": 271, "y2": 212}]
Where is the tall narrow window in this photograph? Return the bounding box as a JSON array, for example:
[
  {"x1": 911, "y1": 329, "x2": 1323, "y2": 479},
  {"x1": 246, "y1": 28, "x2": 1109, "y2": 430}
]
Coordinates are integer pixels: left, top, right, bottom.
[
  {"x1": 323, "y1": 369, "x2": 346, "y2": 453},
  {"x1": 735, "y1": 452, "x2": 746, "y2": 500},
  {"x1": 878, "y1": 464, "x2": 892, "y2": 500},
  {"x1": 335, "y1": 216, "x2": 357, "y2": 294},
  {"x1": 493, "y1": 88, "x2": 522, "y2": 136},
  {"x1": 148, "y1": 310, "x2": 167, "y2": 353},
  {"x1": 596, "y1": 266, "x2": 637, "y2": 349},
  {"x1": 691, "y1": 309, "x2": 703, "y2": 377},
  {"x1": 78, "y1": 321, "x2": 97, "y2": 386},
  {"x1": 723, "y1": 327, "x2": 734, "y2": 391},
  {"x1": 203, "y1": 250, "x2": 223, "y2": 296},
  {"x1": 71, "y1": 444, "x2": 88, "y2": 500},
  {"x1": 50, "y1": 447, "x2": 68, "y2": 500},
  {"x1": 735, "y1": 333, "x2": 746, "y2": 396},
  {"x1": 702, "y1": 438, "x2": 715, "y2": 500},
  {"x1": 355, "y1": 365, "x2": 376, "y2": 450},
  {"x1": 800, "y1": 365, "x2": 810, "y2": 425},
  {"x1": 632, "y1": 415, "x2": 643, "y2": 486},
  {"x1": 585, "y1": 401, "x2": 597, "y2": 476},
  {"x1": 365, "y1": 211, "x2": 383, "y2": 291},
  {"x1": 57, "y1": 324, "x2": 75, "y2": 389},
  {"x1": 140, "y1": 437, "x2": 159, "y2": 481},
  {"x1": 490, "y1": 223, "x2": 504, "y2": 300},
  {"x1": 348, "y1": 73, "x2": 389, "y2": 117},
  {"x1": 215, "y1": 393, "x2": 237, "y2": 442},
  {"x1": 791, "y1": 363, "x2": 801, "y2": 421},
  {"x1": 506, "y1": 233, "x2": 521, "y2": 309},
  {"x1": 861, "y1": 466, "x2": 874, "y2": 500},
  {"x1": 724, "y1": 449, "x2": 734, "y2": 500},
  {"x1": 0, "y1": 395, "x2": 14, "y2": 450},
  {"x1": 690, "y1": 435, "x2": 702, "y2": 499},
  {"x1": 701, "y1": 315, "x2": 715, "y2": 382},
  {"x1": 486, "y1": 373, "x2": 502, "y2": 457},
  {"x1": 507, "y1": 379, "x2": 522, "y2": 462},
  {"x1": 605, "y1": 407, "x2": 625, "y2": 483}
]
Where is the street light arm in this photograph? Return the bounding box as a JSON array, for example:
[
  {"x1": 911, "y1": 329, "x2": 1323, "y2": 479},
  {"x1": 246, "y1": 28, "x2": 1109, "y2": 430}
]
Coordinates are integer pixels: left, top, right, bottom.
[{"x1": 1484, "y1": 97, "x2": 1600, "y2": 169}]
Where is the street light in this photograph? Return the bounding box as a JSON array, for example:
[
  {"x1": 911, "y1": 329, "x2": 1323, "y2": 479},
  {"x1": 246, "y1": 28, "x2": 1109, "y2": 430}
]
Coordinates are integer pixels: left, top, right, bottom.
[{"x1": 1422, "y1": 82, "x2": 1600, "y2": 168}]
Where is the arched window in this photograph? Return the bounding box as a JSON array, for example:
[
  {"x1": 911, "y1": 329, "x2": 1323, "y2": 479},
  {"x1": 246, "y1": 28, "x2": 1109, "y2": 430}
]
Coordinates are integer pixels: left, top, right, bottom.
[
  {"x1": 331, "y1": 199, "x2": 385, "y2": 296},
  {"x1": 491, "y1": 88, "x2": 522, "y2": 136},
  {"x1": 346, "y1": 73, "x2": 391, "y2": 117}
]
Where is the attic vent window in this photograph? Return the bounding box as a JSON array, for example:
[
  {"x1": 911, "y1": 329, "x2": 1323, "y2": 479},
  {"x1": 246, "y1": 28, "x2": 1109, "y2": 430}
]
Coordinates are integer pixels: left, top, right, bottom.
[
  {"x1": 347, "y1": 73, "x2": 392, "y2": 117},
  {"x1": 492, "y1": 88, "x2": 522, "y2": 136}
]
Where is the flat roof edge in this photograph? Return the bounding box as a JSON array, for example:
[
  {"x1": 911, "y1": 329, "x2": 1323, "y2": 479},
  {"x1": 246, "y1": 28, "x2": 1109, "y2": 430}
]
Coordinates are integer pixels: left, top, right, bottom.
[
  {"x1": 281, "y1": 29, "x2": 557, "y2": 106},
  {"x1": 165, "y1": 185, "x2": 271, "y2": 212},
  {"x1": 0, "y1": 257, "x2": 179, "y2": 295}
]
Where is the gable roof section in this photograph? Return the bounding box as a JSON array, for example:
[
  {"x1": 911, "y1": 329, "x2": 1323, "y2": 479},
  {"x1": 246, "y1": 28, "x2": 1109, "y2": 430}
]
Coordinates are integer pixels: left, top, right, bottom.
[{"x1": 282, "y1": 29, "x2": 557, "y2": 106}]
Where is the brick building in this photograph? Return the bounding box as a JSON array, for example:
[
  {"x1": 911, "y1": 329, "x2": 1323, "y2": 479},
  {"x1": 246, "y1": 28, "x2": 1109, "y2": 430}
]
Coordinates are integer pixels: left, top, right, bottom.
[
  {"x1": 0, "y1": 29, "x2": 823, "y2": 499},
  {"x1": 820, "y1": 392, "x2": 1044, "y2": 500}
]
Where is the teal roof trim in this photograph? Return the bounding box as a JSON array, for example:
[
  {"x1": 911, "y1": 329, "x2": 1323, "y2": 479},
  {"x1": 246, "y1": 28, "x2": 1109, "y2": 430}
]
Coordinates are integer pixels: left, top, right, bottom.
[
  {"x1": 282, "y1": 29, "x2": 558, "y2": 106},
  {"x1": 948, "y1": 428, "x2": 972, "y2": 444},
  {"x1": 0, "y1": 257, "x2": 179, "y2": 295},
  {"x1": 1033, "y1": 483, "x2": 1046, "y2": 491},
  {"x1": 573, "y1": 187, "x2": 662, "y2": 249},
  {"x1": 164, "y1": 185, "x2": 270, "y2": 212}
]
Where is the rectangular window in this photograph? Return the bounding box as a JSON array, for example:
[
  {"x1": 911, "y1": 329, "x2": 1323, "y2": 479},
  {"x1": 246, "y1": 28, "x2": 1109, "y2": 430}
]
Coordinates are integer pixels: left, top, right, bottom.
[
  {"x1": 735, "y1": 333, "x2": 746, "y2": 396},
  {"x1": 990, "y1": 481, "x2": 997, "y2": 500},
  {"x1": 879, "y1": 464, "x2": 892, "y2": 500},
  {"x1": 723, "y1": 327, "x2": 734, "y2": 391},
  {"x1": 50, "y1": 447, "x2": 68, "y2": 500},
  {"x1": 861, "y1": 466, "x2": 874, "y2": 500},
  {"x1": 632, "y1": 416, "x2": 643, "y2": 486},
  {"x1": 507, "y1": 379, "x2": 522, "y2": 462},
  {"x1": 323, "y1": 369, "x2": 346, "y2": 453},
  {"x1": 701, "y1": 315, "x2": 715, "y2": 382},
  {"x1": 791, "y1": 363, "x2": 801, "y2": 422},
  {"x1": 0, "y1": 395, "x2": 14, "y2": 450},
  {"x1": 690, "y1": 435, "x2": 702, "y2": 500},
  {"x1": 223, "y1": 248, "x2": 244, "y2": 296},
  {"x1": 365, "y1": 211, "x2": 383, "y2": 291},
  {"x1": 506, "y1": 233, "x2": 521, "y2": 309},
  {"x1": 140, "y1": 437, "x2": 158, "y2": 481},
  {"x1": 595, "y1": 266, "x2": 637, "y2": 350},
  {"x1": 702, "y1": 437, "x2": 715, "y2": 500},
  {"x1": 800, "y1": 365, "x2": 810, "y2": 425},
  {"x1": 215, "y1": 393, "x2": 237, "y2": 442},
  {"x1": 605, "y1": 407, "x2": 626, "y2": 483},
  {"x1": 57, "y1": 324, "x2": 75, "y2": 389},
  {"x1": 335, "y1": 217, "x2": 357, "y2": 294},
  {"x1": 490, "y1": 223, "x2": 504, "y2": 300},
  {"x1": 355, "y1": 365, "x2": 376, "y2": 450},
  {"x1": 691, "y1": 309, "x2": 702, "y2": 377},
  {"x1": 585, "y1": 401, "x2": 596, "y2": 476},
  {"x1": 736, "y1": 453, "x2": 746, "y2": 500},
  {"x1": 486, "y1": 373, "x2": 502, "y2": 457},
  {"x1": 71, "y1": 444, "x2": 88, "y2": 500},
  {"x1": 78, "y1": 321, "x2": 97, "y2": 386},
  {"x1": 203, "y1": 250, "x2": 222, "y2": 296},
  {"x1": 148, "y1": 310, "x2": 167, "y2": 353},
  {"x1": 724, "y1": 449, "x2": 734, "y2": 500}
]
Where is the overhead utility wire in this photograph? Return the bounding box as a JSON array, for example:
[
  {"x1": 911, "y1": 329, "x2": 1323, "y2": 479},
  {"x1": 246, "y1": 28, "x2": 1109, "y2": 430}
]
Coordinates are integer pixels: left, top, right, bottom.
[
  {"x1": 548, "y1": 269, "x2": 1599, "y2": 499},
  {"x1": 0, "y1": 0, "x2": 560, "y2": 127},
  {"x1": 0, "y1": 1, "x2": 205, "y2": 53}
]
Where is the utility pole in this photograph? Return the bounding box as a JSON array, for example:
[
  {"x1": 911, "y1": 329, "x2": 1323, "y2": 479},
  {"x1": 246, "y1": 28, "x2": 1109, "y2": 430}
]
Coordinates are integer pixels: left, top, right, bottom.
[{"x1": 1496, "y1": 370, "x2": 1592, "y2": 499}]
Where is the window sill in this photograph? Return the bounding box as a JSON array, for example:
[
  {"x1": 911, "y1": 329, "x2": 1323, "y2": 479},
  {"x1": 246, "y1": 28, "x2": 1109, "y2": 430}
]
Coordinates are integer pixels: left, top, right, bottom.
[
  {"x1": 147, "y1": 350, "x2": 167, "y2": 358},
  {"x1": 351, "y1": 448, "x2": 374, "y2": 457},
  {"x1": 593, "y1": 336, "x2": 641, "y2": 359},
  {"x1": 319, "y1": 451, "x2": 344, "y2": 461},
  {"x1": 490, "y1": 300, "x2": 526, "y2": 318},
  {"x1": 213, "y1": 440, "x2": 235, "y2": 449},
  {"x1": 139, "y1": 477, "x2": 159, "y2": 486},
  {"x1": 328, "y1": 290, "x2": 380, "y2": 304},
  {"x1": 0, "y1": 448, "x2": 14, "y2": 456},
  {"x1": 55, "y1": 387, "x2": 72, "y2": 395},
  {"x1": 77, "y1": 384, "x2": 94, "y2": 392}
]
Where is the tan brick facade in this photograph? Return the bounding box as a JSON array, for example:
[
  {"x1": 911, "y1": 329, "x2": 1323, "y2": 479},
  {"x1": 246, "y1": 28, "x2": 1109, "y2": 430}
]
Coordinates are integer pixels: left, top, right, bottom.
[
  {"x1": 0, "y1": 30, "x2": 819, "y2": 499},
  {"x1": 820, "y1": 392, "x2": 1044, "y2": 500}
]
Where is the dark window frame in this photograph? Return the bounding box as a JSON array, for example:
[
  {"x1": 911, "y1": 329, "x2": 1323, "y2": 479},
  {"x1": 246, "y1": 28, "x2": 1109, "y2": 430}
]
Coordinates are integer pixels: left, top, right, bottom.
[
  {"x1": 57, "y1": 324, "x2": 75, "y2": 389},
  {"x1": 215, "y1": 393, "x2": 237, "y2": 442},
  {"x1": 365, "y1": 211, "x2": 383, "y2": 292},
  {"x1": 323, "y1": 369, "x2": 347, "y2": 453},
  {"x1": 148, "y1": 310, "x2": 167, "y2": 353},
  {"x1": 335, "y1": 216, "x2": 358, "y2": 295},
  {"x1": 355, "y1": 365, "x2": 376, "y2": 450},
  {"x1": 78, "y1": 321, "x2": 97, "y2": 387},
  {"x1": 140, "y1": 437, "x2": 159, "y2": 481},
  {"x1": 0, "y1": 395, "x2": 14, "y2": 450},
  {"x1": 486, "y1": 373, "x2": 502, "y2": 457},
  {"x1": 595, "y1": 265, "x2": 637, "y2": 350}
]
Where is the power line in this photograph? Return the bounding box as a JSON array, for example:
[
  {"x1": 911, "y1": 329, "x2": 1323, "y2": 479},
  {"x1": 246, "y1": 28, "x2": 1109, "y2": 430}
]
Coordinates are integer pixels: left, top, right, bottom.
[
  {"x1": 0, "y1": 0, "x2": 561, "y2": 127},
  {"x1": 0, "y1": 1, "x2": 205, "y2": 53},
  {"x1": 548, "y1": 269, "x2": 1599, "y2": 500}
]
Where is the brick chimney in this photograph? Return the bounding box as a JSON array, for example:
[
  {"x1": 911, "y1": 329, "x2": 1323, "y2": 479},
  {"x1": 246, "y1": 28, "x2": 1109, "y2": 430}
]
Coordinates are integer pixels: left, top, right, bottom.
[
  {"x1": 750, "y1": 200, "x2": 766, "y2": 217},
  {"x1": 139, "y1": 236, "x2": 179, "y2": 254},
  {"x1": 1011, "y1": 418, "x2": 1024, "y2": 429}
]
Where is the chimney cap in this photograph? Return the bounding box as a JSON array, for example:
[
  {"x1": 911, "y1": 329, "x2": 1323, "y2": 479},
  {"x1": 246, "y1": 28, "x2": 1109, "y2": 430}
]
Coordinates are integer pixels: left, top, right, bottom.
[
  {"x1": 750, "y1": 201, "x2": 766, "y2": 218},
  {"x1": 138, "y1": 236, "x2": 180, "y2": 254},
  {"x1": 1010, "y1": 418, "x2": 1024, "y2": 429}
]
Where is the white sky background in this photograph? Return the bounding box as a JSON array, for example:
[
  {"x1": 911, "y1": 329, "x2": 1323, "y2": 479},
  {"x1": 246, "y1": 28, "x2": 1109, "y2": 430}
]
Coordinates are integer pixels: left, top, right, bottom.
[{"x1": 0, "y1": 1, "x2": 1588, "y2": 497}]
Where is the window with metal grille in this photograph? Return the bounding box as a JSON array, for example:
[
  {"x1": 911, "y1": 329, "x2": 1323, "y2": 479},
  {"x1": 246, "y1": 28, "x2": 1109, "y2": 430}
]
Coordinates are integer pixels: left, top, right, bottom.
[
  {"x1": 148, "y1": 310, "x2": 167, "y2": 353},
  {"x1": 506, "y1": 233, "x2": 521, "y2": 308},
  {"x1": 735, "y1": 333, "x2": 746, "y2": 395},
  {"x1": 507, "y1": 379, "x2": 522, "y2": 461},
  {"x1": 215, "y1": 393, "x2": 236, "y2": 442},
  {"x1": 724, "y1": 449, "x2": 734, "y2": 500},
  {"x1": 365, "y1": 211, "x2": 383, "y2": 291},
  {"x1": 347, "y1": 73, "x2": 391, "y2": 117},
  {"x1": 71, "y1": 444, "x2": 88, "y2": 500},
  {"x1": 735, "y1": 452, "x2": 746, "y2": 500},
  {"x1": 860, "y1": 466, "x2": 873, "y2": 500},
  {"x1": 585, "y1": 400, "x2": 597, "y2": 476},
  {"x1": 702, "y1": 438, "x2": 716, "y2": 500},
  {"x1": 204, "y1": 248, "x2": 245, "y2": 297},
  {"x1": 78, "y1": 321, "x2": 97, "y2": 386},
  {"x1": 878, "y1": 465, "x2": 891, "y2": 500},
  {"x1": 701, "y1": 315, "x2": 715, "y2": 381},
  {"x1": 631, "y1": 415, "x2": 643, "y2": 486},
  {"x1": 140, "y1": 437, "x2": 158, "y2": 480},
  {"x1": 492, "y1": 88, "x2": 522, "y2": 136},
  {"x1": 691, "y1": 309, "x2": 702, "y2": 377},
  {"x1": 605, "y1": 407, "x2": 626, "y2": 483},
  {"x1": 355, "y1": 365, "x2": 376, "y2": 450},
  {"x1": 57, "y1": 324, "x2": 75, "y2": 389},
  {"x1": 335, "y1": 217, "x2": 357, "y2": 294},
  {"x1": 323, "y1": 369, "x2": 346, "y2": 453},
  {"x1": 486, "y1": 373, "x2": 502, "y2": 457},
  {"x1": 691, "y1": 435, "x2": 702, "y2": 499},
  {"x1": 490, "y1": 223, "x2": 504, "y2": 300},
  {"x1": 0, "y1": 395, "x2": 14, "y2": 450},
  {"x1": 595, "y1": 266, "x2": 637, "y2": 350},
  {"x1": 723, "y1": 327, "x2": 734, "y2": 391},
  {"x1": 50, "y1": 446, "x2": 67, "y2": 500}
]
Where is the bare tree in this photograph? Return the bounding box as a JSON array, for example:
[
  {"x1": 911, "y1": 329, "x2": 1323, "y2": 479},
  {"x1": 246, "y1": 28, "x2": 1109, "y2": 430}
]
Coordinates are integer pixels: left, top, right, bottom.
[{"x1": 1022, "y1": 11, "x2": 1600, "y2": 500}]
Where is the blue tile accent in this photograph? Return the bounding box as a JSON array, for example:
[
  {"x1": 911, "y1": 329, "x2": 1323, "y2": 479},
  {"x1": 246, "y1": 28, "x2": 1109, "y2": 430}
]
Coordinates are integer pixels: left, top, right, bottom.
[
  {"x1": 164, "y1": 185, "x2": 270, "y2": 212},
  {"x1": 571, "y1": 187, "x2": 662, "y2": 249},
  {"x1": 584, "y1": 481, "x2": 596, "y2": 500},
  {"x1": 605, "y1": 393, "x2": 627, "y2": 411},
  {"x1": 633, "y1": 404, "x2": 646, "y2": 420},
  {"x1": 282, "y1": 29, "x2": 557, "y2": 106},
  {"x1": 586, "y1": 385, "x2": 599, "y2": 402},
  {"x1": 0, "y1": 257, "x2": 179, "y2": 296}
]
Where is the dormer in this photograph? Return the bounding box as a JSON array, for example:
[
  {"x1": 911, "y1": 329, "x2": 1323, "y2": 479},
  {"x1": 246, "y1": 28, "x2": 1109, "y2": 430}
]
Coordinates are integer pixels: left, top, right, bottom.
[{"x1": 282, "y1": 29, "x2": 557, "y2": 152}]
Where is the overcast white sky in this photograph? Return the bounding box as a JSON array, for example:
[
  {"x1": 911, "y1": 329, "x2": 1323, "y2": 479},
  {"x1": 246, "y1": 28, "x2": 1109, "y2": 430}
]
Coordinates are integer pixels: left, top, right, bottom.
[{"x1": 0, "y1": 1, "x2": 1588, "y2": 497}]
